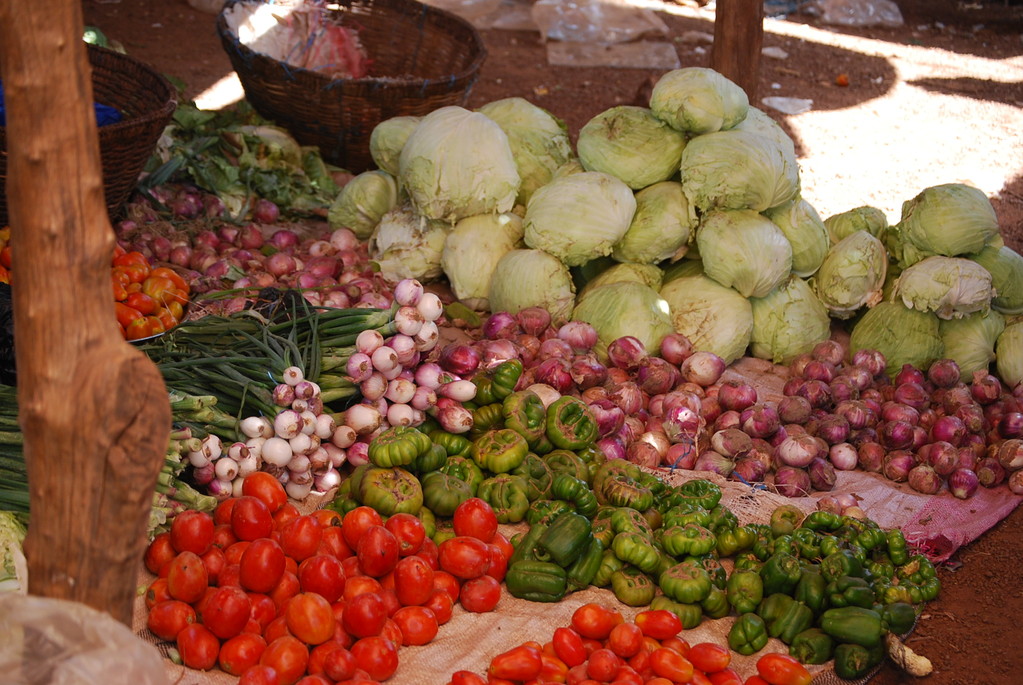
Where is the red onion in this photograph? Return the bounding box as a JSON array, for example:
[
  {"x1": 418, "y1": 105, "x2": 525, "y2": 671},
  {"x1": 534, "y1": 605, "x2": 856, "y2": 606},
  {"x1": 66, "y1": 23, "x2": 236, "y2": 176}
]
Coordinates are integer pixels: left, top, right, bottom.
[
  {"x1": 802, "y1": 359, "x2": 836, "y2": 383},
  {"x1": 1010, "y1": 470, "x2": 1023, "y2": 496},
  {"x1": 267, "y1": 229, "x2": 298, "y2": 251},
  {"x1": 789, "y1": 353, "x2": 813, "y2": 379},
  {"x1": 589, "y1": 399, "x2": 626, "y2": 438},
  {"x1": 515, "y1": 334, "x2": 541, "y2": 366},
  {"x1": 956, "y1": 446, "x2": 979, "y2": 472},
  {"x1": 948, "y1": 468, "x2": 980, "y2": 499},
  {"x1": 662, "y1": 405, "x2": 704, "y2": 444},
  {"x1": 829, "y1": 377, "x2": 860, "y2": 403},
  {"x1": 636, "y1": 357, "x2": 681, "y2": 396},
  {"x1": 997, "y1": 439, "x2": 1023, "y2": 471},
  {"x1": 773, "y1": 466, "x2": 811, "y2": 498},
  {"x1": 610, "y1": 381, "x2": 646, "y2": 416},
  {"x1": 776, "y1": 433, "x2": 820, "y2": 468},
  {"x1": 808, "y1": 456, "x2": 837, "y2": 491},
  {"x1": 795, "y1": 379, "x2": 834, "y2": 410},
  {"x1": 908, "y1": 463, "x2": 944, "y2": 495},
  {"x1": 924, "y1": 440, "x2": 960, "y2": 477},
  {"x1": 783, "y1": 377, "x2": 807, "y2": 397},
  {"x1": 569, "y1": 354, "x2": 608, "y2": 390},
  {"x1": 848, "y1": 427, "x2": 878, "y2": 448},
  {"x1": 998, "y1": 412, "x2": 1023, "y2": 439},
  {"x1": 626, "y1": 439, "x2": 662, "y2": 469},
  {"x1": 438, "y1": 343, "x2": 481, "y2": 377},
  {"x1": 252, "y1": 198, "x2": 280, "y2": 224},
  {"x1": 740, "y1": 404, "x2": 780, "y2": 439},
  {"x1": 698, "y1": 395, "x2": 722, "y2": 424},
  {"x1": 778, "y1": 396, "x2": 812, "y2": 425},
  {"x1": 718, "y1": 380, "x2": 758, "y2": 412},
  {"x1": 557, "y1": 321, "x2": 598, "y2": 352},
  {"x1": 710, "y1": 428, "x2": 752, "y2": 459},
  {"x1": 970, "y1": 370, "x2": 1003, "y2": 404},
  {"x1": 857, "y1": 442, "x2": 886, "y2": 473},
  {"x1": 940, "y1": 385, "x2": 974, "y2": 414},
  {"x1": 911, "y1": 425, "x2": 930, "y2": 450},
  {"x1": 882, "y1": 450, "x2": 916, "y2": 482},
  {"x1": 834, "y1": 400, "x2": 874, "y2": 430},
  {"x1": 852, "y1": 348, "x2": 887, "y2": 377},
  {"x1": 895, "y1": 364, "x2": 926, "y2": 387},
  {"x1": 346, "y1": 441, "x2": 370, "y2": 466},
  {"x1": 266, "y1": 252, "x2": 297, "y2": 277},
  {"x1": 605, "y1": 366, "x2": 630, "y2": 386},
  {"x1": 236, "y1": 223, "x2": 265, "y2": 250},
  {"x1": 659, "y1": 332, "x2": 694, "y2": 366},
  {"x1": 812, "y1": 339, "x2": 846, "y2": 366},
  {"x1": 770, "y1": 424, "x2": 792, "y2": 448},
  {"x1": 930, "y1": 414, "x2": 967, "y2": 446},
  {"x1": 681, "y1": 351, "x2": 726, "y2": 387},
  {"x1": 829, "y1": 442, "x2": 858, "y2": 471},
  {"x1": 953, "y1": 402, "x2": 986, "y2": 434},
  {"x1": 713, "y1": 410, "x2": 741, "y2": 433},
  {"x1": 881, "y1": 402, "x2": 919, "y2": 425},
  {"x1": 537, "y1": 338, "x2": 573, "y2": 361},
  {"x1": 597, "y1": 436, "x2": 627, "y2": 462},
  {"x1": 839, "y1": 365, "x2": 874, "y2": 392},
  {"x1": 435, "y1": 402, "x2": 473, "y2": 434},
  {"x1": 516, "y1": 307, "x2": 551, "y2": 337},
  {"x1": 731, "y1": 457, "x2": 768, "y2": 484},
  {"x1": 878, "y1": 420, "x2": 916, "y2": 450},
  {"x1": 927, "y1": 358, "x2": 961, "y2": 388},
  {"x1": 893, "y1": 382, "x2": 931, "y2": 411},
  {"x1": 693, "y1": 450, "x2": 735, "y2": 478},
  {"x1": 815, "y1": 414, "x2": 851, "y2": 445},
  {"x1": 483, "y1": 312, "x2": 520, "y2": 339},
  {"x1": 478, "y1": 339, "x2": 520, "y2": 370},
  {"x1": 607, "y1": 336, "x2": 648, "y2": 370},
  {"x1": 976, "y1": 457, "x2": 1007, "y2": 487}
]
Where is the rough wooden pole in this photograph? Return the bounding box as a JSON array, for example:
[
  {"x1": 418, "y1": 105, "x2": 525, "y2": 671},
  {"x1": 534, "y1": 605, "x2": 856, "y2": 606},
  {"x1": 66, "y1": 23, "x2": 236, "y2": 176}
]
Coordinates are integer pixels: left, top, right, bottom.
[
  {"x1": 711, "y1": 0, "x2": 765, "y2": 101},
  {"x1": 0, "y1": 0, "x2": 170, "y2": 624}
]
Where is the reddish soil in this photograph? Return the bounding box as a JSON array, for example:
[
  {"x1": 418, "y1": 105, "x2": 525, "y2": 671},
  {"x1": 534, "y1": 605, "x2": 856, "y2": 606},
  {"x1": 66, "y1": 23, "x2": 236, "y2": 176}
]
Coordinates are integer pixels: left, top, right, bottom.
[{"x1": 81, "y1": 1, "x2": 1023, "y2": 683}]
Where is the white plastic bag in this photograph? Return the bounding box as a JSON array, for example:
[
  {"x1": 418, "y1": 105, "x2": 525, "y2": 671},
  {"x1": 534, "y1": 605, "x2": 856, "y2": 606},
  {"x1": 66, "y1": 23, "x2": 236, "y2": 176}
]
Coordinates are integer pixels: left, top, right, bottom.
[
  {"x1": 531, "y1": 0, "x2": 670, "y2": 44},
  {"x1": 813, "y1": 0, "x2": 904, "y2": 27}
]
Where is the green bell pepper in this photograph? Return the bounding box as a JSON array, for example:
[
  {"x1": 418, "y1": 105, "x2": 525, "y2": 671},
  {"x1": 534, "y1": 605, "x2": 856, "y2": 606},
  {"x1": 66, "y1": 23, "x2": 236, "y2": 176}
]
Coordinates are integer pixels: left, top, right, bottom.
[
  {"x1": 734, "y1": 552, "x2": 763, "y2": 572},
  {"x1": 689, "y1": 554, "x2": 728, "y2": 590},
  {"x1": 658, "y1": 560, "x2": 713, "y2": 604},
  {"x1": 509, "y1": 521, "x2": 548, "y2": 565},
  {"x1": 661, "y1": 523, "x2": 717, "y2": 558},
  {"x1": 575, "y1": 444, "x2": 608, "y2": 483},
  {"x1": 770, "y1": 534, "x2": 795, "y2": 558},
  {"x1": 611, "y1": 566, "x2": 656, "y2": 607},
  {"x1": 728, "y1": 612, "x2": 769, "y2": 656},
  {"x1": 716, "y1": 524, "x2": 756, "y2": 557},
  {"x1": 760, "y1": 594, "x2": 814, "y2": 645},
  {"x1": 543, "y1": 450, "x2": 591, "y2": 483},
  {"x1": 526, "y1": 498, "x2": 575, "y2": 526},
  {"x1": 505, "y1": 560, "x2": 567, "y2": 602},
  {"x1": 550, "y1": 472, "x2": 598, "y2": 518},
  {"x1": 820, "y1": 606, "x2": 885, "y2": 647},
  {"x1": 793, "y1": 568, "x2": 827, "y2": 616},
  {"x1": 769, "y1": 504, "x2": 805, "y2": 537},
  {"x1": 877, "y1": 582, "x2": 914, "y2": 606},
  {"x1": 818, "y1": 534, "x2": 841, "y2": 559},
  {"x1": 663, "y1": 503, "x2": 712, "y2": 529},
  {"x1": 538, "y1": 511, "x2": 593, "y2": 568},
  {"x1": 752, "y1": 528, "x2": 775, "y2": 561},
  {"x1": 472, "y1": 359, "x2": 523, "y2": 406},
  {"x1": 820, "y1": 549, "x2": 865, "y2": 581},
  {"x1": 592, "y1": 549, "x2": 625, "y2": 588},
  {"x1": 706, "y1": 504, "x2": 738, "y2": 533},
  {"x1": 566, "y1": 536, "x2": 604, "y2": 592},
  {"x1": 411, "y1": 442, "x2": 448, "y2": 475},
  {"x1": 545, "y1": 395, "x2": 598, "y2": 449},
  {"x1": 856, "y1": 525, "x2": 887, "y2": 553},
  {"x1": 368, "y1": 425, "x2": 433, "y2": 468},
  {"x1": 471, "y1": 428, "x2": 529, "y2": 474},
  {"x1": 477, "y1": 474, "x2": 531, "y2": 524},
  {"x1": 701, "y1": 585, "x2": 730, "y2": 619},
  {"x1": 502, "y1": 389, "x2": 548, "y2": 448},
  {"x1": 610, "y1": 507, "x2": 654, "y2": 537},
  {"x1": 349, "y1": 464, "x2": 424, "y2": 516},
  {"x1": 886, "y1": 528, "x2": 910, "y2": 566},
  {"x1": 612, "y1": 531, "x2": 661, "y2": 575},
  {"x1": 800, "y1": 510, "x2": 843, "y2": 532},
  {"x1": 833, "y1": 642, "x2": 886, "y2": 679},
  {"x1": 726, "y1": 569, "x2": 764, "y2": 615},
  {"x1": 439, "y1": 455, "x2": 484, "y2": 494},
  {"x1": 416, "y1": 506, "x2": 436, "y2": 540},
  {"x1": 791, "y1": 527, "x2": 821, "y2": 560},
  {"x1": 882, "y1": 602, "x2": 918, "y2": 636},
  {"x1": 429, "y1": 429, "x2": 472, "y2": 457},
  {"x1": 469, "y1": 403, "x2": 506, "y2": 439},
  {"x1": 865, "y1": 556, "x2": 895, "y2": 581},
  {"x1": 760, "y1": 552, "x2": 803, "y2": 596},
  {"x1": 789, "y1": 628, "x2": 834, "y2": 665},
  {"x1": 591, "y1": 507, "x2": 617, "y2": 548},
  {"x1": 592, "y1": 460, "x2": 655, "y2": 511},
  {"x1": 827, "y1": 575, "x2": 876, "y2": 609},
  {"x1": 512, "y1": 453, "x2": 555, "y2": 502},
  {"x1": 420, "y1": 470, "x2": 473, "y2": 517},
  {"x1": 649, "y1": 595, "x2": 703, "y2": 630},
  {"x1": 674, "y1": 479, "x2": 722, "y2": 511}
]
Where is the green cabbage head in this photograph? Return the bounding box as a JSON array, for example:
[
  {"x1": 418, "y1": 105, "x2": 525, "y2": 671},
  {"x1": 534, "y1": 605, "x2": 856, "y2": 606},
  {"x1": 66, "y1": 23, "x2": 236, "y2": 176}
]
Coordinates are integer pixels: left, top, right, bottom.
[
  {"x1": 892, "y1": 255, "x2": 995, "y2": 320},
  {"x1": 577, "y1": 106, "x2": 687, "y2": 190},
  {"x1": 696, "y1": 209, "x2": 793, "y2": 298},
  {"x1": 649, "y1": 67, "x2": 749, "y2": 134},
  {"x1": 996, "y1": 319, "x2": 1023, "y2": 390},
  {"x1": 660, "y1": 273, "x2": 753, "y2": 364},
  {"x1": 488, "y1": 248, "x2": 576, "y2": 323},
  {"x1": 369, "y1": 115, "x2": 420, "y2": 176},
  {"x1": 572, "y1": 282, "x2": 675, "y2": 362},
  {"x1": 969, "y1": 244, "x2": 1023, "y2": 315},
  {"x1": 368, "y1": 204, "x2": 449, "y2": 284},
  {"x1": 823, "y1": 205, "x2": 889, "y2": 245},
  {"x1": 327, "y1": 170, "x2": 398, "y2": 239},
  {"x1": 441, "y1": 212, "x2": 524, "y2": 311},
  {"x1": 764, "y1": 198, "x2": 830, "y2": 278},
  {"x1": 891, "y1": 183, "x2": 1000, "y2": 267},
  {"x1": 578, "y1": 262, "x2": 664, "y2": 299},
  {"x1": 940, "y1": 311, "x2": 1005, "y2": 378},
  {"x1": 749, "y1": 276, "x2": 832, "y2": 364},
  {"x1": 849, "y1": 301, "x2": 944, "y2": 378},
  {"x1": 612, "y1": 181, "x2": 695, "y2": 264},
  {"x1": 812, "y1": 230, "x2": 888, "y2": 319}
]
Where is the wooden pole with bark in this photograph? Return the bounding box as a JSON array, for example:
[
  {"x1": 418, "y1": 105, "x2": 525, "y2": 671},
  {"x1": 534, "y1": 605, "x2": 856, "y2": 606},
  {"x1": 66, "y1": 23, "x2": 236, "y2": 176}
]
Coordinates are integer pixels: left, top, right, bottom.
[
  {"x1": 712, "y1": 0, "x2": 765, "y2": 101},
  {"x1": 0, "y1": 0, "x2": 170, "y2": 624}
]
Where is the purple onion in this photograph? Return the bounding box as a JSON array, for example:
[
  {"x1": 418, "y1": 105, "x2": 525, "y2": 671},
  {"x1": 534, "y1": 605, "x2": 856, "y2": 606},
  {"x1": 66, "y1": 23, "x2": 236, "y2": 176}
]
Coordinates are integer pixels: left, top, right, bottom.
[
  {"x1": 976, "y1": 457, "x2": 1007, "y2": 488},
  {"x1": 948, "y1": 468, "x2": 980, "y2": 499},
  {"x1": 778, "y1": 396, "x2": 813, "y2": 425},
  {"x1": 878, "y1": 420, "x2": 916, "y2": 450},
  {"x1": 537, "y1": 337, "x2": 574, "y2": 361},
  {"x1": 699, "y1": 396, "x2": 723, "y2": 425},
  {"x1": 881, "y1": 402, "x2": 920, "y2": 425},
  {"x1": 714, "y1": 410, "x2": 742, "y2": 433},
  {"x1": 693, "y1": 450, "x2": 735, "y2": 478},
  {"x1": 924, "y1": 440, "x2": 960, "y2": 477},
  {"x1": 567, "y1": 354, "x2": 607, "y2": 391},
  {"x1": 857, "y1": 442, "x2": 886, "y2": 473},
  {"x1": 589, "y1": 399, "x2": 626, "y2": 438},
  {"x1": 803, "y1": 359, "x2": 837, "y2": 384},
  {"x1": 1011, "y1": 470, "x2": 1023, "y2": 496},
  {"x1": 929, "y1": 414, "x2": 967, "y2": 446},
  {"x1": 534, "y1": 357, "x2": 574, "y2": 394},
  {"x1": 851, "y1": 348, "x2": 887, "y2": 377},
  {"x1": 710, "y1": 428, "x2": 753, "y2": 459},
  {"x1": 953, "y1": 402, "x2": 986, "y2": 434},
  {"x1": 663, "y1": 390, "x2": 703, "y2": 416},
  {"x1": 927, "y1": 358, "x2": 961, "y2": 388},
  {"x1": 773, "y1": 466, "x2": 812, "y2": 498},
  {"x1": 626, "y1": 440, "x2": 662, "y2": 469},
  {"x1": 783, "y1": 377, "x2": 807, "y2": 398},
  {"x1": 815, "y1": 414, "x2": 851, "y2": 445},
  {"x1": 483, "y1": 311, "x2": 520, "y2": 339},
  {"x1": 659, "y1": 332, "x2": 694, "y2": 366},
  {"x1": 662, "y1": 405, "x2": 704, "y2": 444},
  {"x1": 681, "y1": 351, "x2": 726, "y2": 387},
  {"x1": 893, "y1": 382, "x2": 930, "y2": 411},
  {"x1": 829, "y1": 377, "x2": 860, "y2": 404},
  {"x1": 848, "y1": 427, "x2": 879, "y2": 448},
  {"x1": 795, "y1": 379, "x2": 834, "y2": 410},
  {"x1": 770, "y1": 424, "x2": 792, "y2": 448},
  {"x1": 808, "y1": 456, "x2": 837, "y2": 491},
  {"x1": 607, "y1": 336, "x2": 648, "y2": 370},
  {"x1": 789, "y1": 353, "x2": 813, "y2": 378},
  {"x1": 740, "y1": 403, "x2": 781, "y2": 439},
  {"x1": 776, "y1": 433, "x2": 821, "y2": 468},
  {"x1": 557, "y1": 320, "x2": 598, "y2": 352},
  {"x1": 597, "y1": 436, "x2": 627, "y2": 462},
  {"x1": 834, "y1": 400, "x2": 875, "y2": 430},
  {"x1": 438, "y1": 343, "x2": 481, "y2": 377},
  {"x1": 636, "y1": 357, "x2": 681, "y2": 396},
  {"x1": 882, "y1": 450, "x2": 916, "y2": 482},
  {"x1": 956, "y1": 446, "x2": 979, "y2": 472},
  {"x1": 516, "y1": 307, "x2": 552, "y2": 337},
  {"x1": 998, "y1": 412, "x2": 1023, "y2": 439},
  {"x1": 663, "y1": 441, "x2": 698, "y2": 469},
  {"x1": 895, "y1": 364, "x2": 927, "y2": 387},
  {"x1": 731, "y1": 456, "x2": 768, "y2": 484},
  {"x1": 812, "y1": 339, "x2": 846, "y2": 366},
  {"x1": 908, "y1": 463, "x2": 944, "y2": 495},
  {"x1": 829, "y1": 442, "x2": 859, "y2": 471},
  {"x1": 718, "y1": 380, "x2": 759, "y2": 412},
  {"x1": 840, "y1": 365, "x2": 874, "y2": 392},
  {"x1": 996, "y1": 439, "x2": 1023, "y2": 471},
  {"x1": 911, "y1": 425, "x2": 930, "y2": 451},
  {"x1": 971, "y1": 370, "x2": 1003, "y2": 405},
  {"x1": 610, "y1": 381, "x2": 646, "y2": 416}
]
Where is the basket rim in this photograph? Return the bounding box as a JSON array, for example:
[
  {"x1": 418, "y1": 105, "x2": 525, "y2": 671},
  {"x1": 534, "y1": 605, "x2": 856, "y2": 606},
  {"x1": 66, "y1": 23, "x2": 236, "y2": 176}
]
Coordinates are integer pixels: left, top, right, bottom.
[{"x1": 216, "y1": 0, "x2": 487, "y2": 90}]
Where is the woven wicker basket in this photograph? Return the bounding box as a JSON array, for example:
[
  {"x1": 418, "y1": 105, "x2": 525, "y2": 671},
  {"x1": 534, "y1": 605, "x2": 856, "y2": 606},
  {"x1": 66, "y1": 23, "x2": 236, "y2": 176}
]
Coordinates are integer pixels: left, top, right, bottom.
[
  {"x1": 0, "y1": 45, "x2": 177, "y2": 226},
  {"x1": 217, "y1": 0, "x2": 487, "y2": 173}
]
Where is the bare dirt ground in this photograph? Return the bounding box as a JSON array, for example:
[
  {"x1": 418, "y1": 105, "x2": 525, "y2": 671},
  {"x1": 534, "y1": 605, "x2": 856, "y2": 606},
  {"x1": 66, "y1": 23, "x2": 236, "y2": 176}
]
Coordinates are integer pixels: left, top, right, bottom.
[{"x1": 82, "y1": 1, "x2": 1023, "y2": 682}]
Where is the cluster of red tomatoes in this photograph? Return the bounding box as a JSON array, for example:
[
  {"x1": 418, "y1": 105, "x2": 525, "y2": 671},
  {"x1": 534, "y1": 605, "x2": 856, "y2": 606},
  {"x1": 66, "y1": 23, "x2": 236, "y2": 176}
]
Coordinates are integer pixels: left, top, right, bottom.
[
  {"x1": 111, "y1": 247, "x2": 190, "y2": 340},
  {"x1": 448, "y1": 603, "x2": 813, "y2": 685},
  {"x1": 142, "y1": 472, "x2": 513, "y2": 685}
]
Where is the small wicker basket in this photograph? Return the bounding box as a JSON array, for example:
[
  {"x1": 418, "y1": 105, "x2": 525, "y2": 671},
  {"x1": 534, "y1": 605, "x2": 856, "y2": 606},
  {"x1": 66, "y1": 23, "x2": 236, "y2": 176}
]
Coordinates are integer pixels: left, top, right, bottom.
[
  {"x1": 217, "y1": 0, "x2": 487, "y2": 173},
  {"x1": 0, "y1": 45, "x2": 177, "y2": 226}
]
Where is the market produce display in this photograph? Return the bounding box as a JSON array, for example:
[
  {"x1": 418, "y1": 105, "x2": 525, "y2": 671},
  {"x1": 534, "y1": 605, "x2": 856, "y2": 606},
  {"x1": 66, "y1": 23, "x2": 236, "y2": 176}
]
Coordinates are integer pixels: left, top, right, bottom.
[{"x1": 3, "y1": 62, "x2": 1022, "y2": 685}]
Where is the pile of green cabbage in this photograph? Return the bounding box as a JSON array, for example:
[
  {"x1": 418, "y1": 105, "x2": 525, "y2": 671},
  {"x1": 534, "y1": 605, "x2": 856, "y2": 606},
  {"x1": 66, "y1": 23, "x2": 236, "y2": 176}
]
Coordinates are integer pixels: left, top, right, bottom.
[{"x1": 323, "y1": 70, "x2": 1021, "y2": 383}]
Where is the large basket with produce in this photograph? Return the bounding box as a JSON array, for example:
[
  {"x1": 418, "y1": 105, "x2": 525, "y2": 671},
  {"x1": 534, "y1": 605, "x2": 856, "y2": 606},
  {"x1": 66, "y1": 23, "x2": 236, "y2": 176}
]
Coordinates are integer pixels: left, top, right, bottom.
[
  {"x1": 216, "y1": 0, "x2": 486, "y2": 173},
  {"x1": 0, "y1": 44, "x2": 177, "y2": 226}
]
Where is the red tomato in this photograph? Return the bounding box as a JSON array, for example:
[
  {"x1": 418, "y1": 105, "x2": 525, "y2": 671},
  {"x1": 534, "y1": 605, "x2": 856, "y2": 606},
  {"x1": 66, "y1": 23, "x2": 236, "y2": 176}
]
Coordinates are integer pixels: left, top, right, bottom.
[
  {"x1": 342, "y1": 591, "x2": 387, "y2": 638},
  {"x1": 660, "y1": 636, "x2": 691, "y2": 656},
  {"x1": 294, "y1": 675, "x2": 331, "y2": 685},
  {"x1": 240, "y1": 538, "x2": 287, "y2": 594},
  {"x1": 214, "y1": 498, "x2": 237, "y2": 526},
  {"x1": 634, "y1": 609, "x2": 683, "y2": 641},
  {"x1": 264, "y1": 615, "x2": 293, "y2": 643},
  {"x1": 166, "y1": 551, "x2": 208, "y2": 604},
  {"x1": 708, "y1": 667, "x2": 743, "y2": 685},
  {"x1": 273, "y1": 502, "x2": 302, "y2": 532},
  {"x1": 342, "y1": 575, "x2": 383, "y2": 602},
  {"x1": 485, "y1": 543, "x2": 508, "y2": 583},
  {"x1": 687, "y1": 642, "x2": 731, "y2": 674},
  {"x1": 587, "y1": 648, "x2": 622, "y2": 682},
  {"x1": 317, "y1": 524, "x2": 353, "y2": 559},
  {"x1": 125, "y1": 290, "x2": 159, "y2": 315},
  {"x1": 452, "y1": 497, "x2": 499, "y2": 542},
  {"x1": 225, "y1": 541, "x2": 252, "y2": 566},
  {"x1": 383, "y1": 512, "x2": 426, "y2": 556},
  {"x1": 490, "y1": 531, "x2": 514, "y2": 562},
  {"x1": 571, "y1": 603, "x2": 624, "y2": 641},
  {"x1": 393, "y1": 555, "x2": 435, "y2": 606},
  {"x1": 649, "y1": 647, "x2": 695, "y2": 683},
  {"x1": 145, "y1": 577, "x2": 172, "y2": 609},
  {"x1": 392, "y1": 605, "x2": 439, "y2": 646},
  {"x1": 219, "y1": 564, "x2": 243, "y2": 589},
  {"x1": 322, "y1": 645, "x2": 358, "y2": 681},
  {"x1": 281, "y1": 515, "x2": 324, "y2": 563},
  {"x1": 755, "y1": 653, "x2": 812, "y2": 685},
  {"x1": 144, "y1": 532, "x2": 177, "y2": 575},
  {"x1": 238, "y1": 665, "x2": 279, "y2": 685},
  {"x1": 312, "y1": 509, "x2": 344, "y2": 528},
  {"x1": 285, "y1": 592, "x2": 337, "y2": 646},
  {"x1": 297, "y1": 554, "x2": 347, "y2": 603},
  {"x1": 552, "y1": 627, "x2": 587, "y2": 668},
  {"x1": 350, "y1": 636, "x2": 399, "y2": 682},
  {"x1": 115, "y1": 301, "x2": 145, "y2": 329},
  {"x1": 378, "y1": 587, "x2": 401, "y2": 617},
  {"x1": 357, "y1": 525, "x2": 400, "y2": 578},
  {"x1": 458, "y1": 574, "x2": 501, "y2": 613},
  {"x1": 269, "y1": 570, "x2": 302, "y2": 613},
  {"x1": 232, "y1": 496, "x2": 274, "y2": 541},
  {"x1": 219, "y1": 632, "x2": 268, "y2": 676},
  {"x1": 150, "y1": 266, "x2": 190, "y2": 293},
  {"x1": 341, "y1": 506, "x2": 383, "y2": 549},
  {"x1": 607, "y1": 622, "x2": 644, "y2": 659},
  {"x1": 416, "y1": 536, "x2": 440, "y2": 570},
  {"x1": 201, "y1": 546, "x2": 227, "y2": 586},
  {"x1": 423, "y1": 588, "x2": 454, "y2": 625},
  {"x1": 432, "y1": 570, "x2": 461, "y2": 604},
  {"x1": 147, "y1": 599, "x2": 196, "y2": 641},
  {"x1": 488, "y1": 643, "x2": 543, "y2": 681},
  {"x1": 438, "y1": 536, "x2": 491, "y2": 580},
  {"x1": 249, "y1": 592, "x2": 278, "y2": 633},
  {"x1": 260, "y1": 635, "x2": 310, "y2": 685},
  {"x1": 203, "y1": 585, "x2": 253, "y2": 640},
  {"x1": 177, "y1": 623, "x2": 221, "y2": 671},
  {"x1": 449, "y1": 671, "x2": 488, "y2": 685}
]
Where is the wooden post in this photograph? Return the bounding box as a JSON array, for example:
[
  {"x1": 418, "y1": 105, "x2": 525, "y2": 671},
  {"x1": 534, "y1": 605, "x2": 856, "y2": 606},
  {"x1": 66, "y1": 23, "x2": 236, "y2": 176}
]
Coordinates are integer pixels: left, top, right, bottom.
[
  {"x1": 0, "y1": 0, "x2": 170, "y2": 624},
  {"x1": 711, "y1": 0, "x2": 765, "y2": 101}
]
